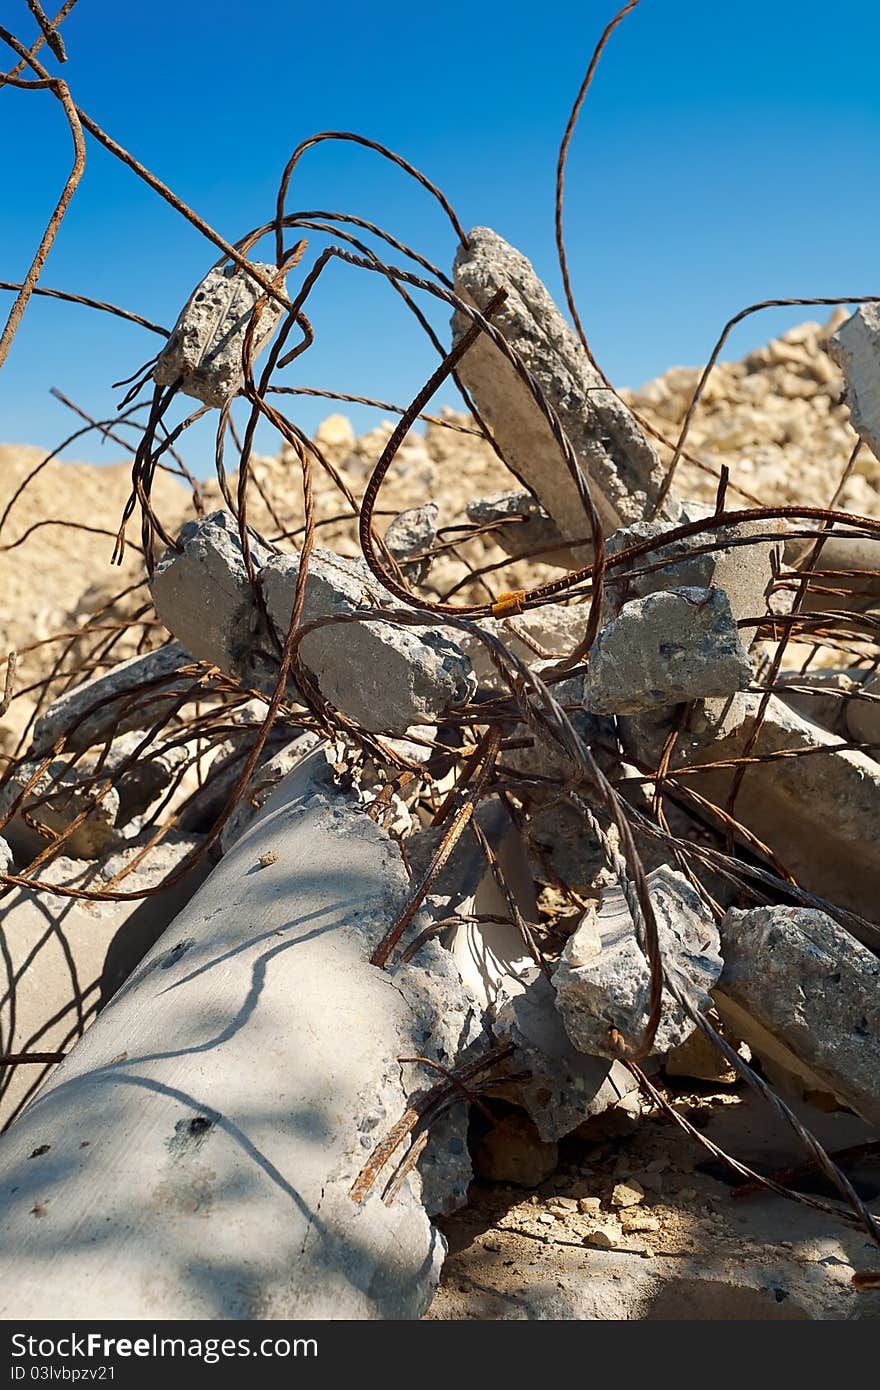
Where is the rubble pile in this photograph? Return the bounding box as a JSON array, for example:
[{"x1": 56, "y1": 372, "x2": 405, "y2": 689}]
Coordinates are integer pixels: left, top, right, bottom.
[{"x1": 1, "y1": 227, "x2": 879, "y2": 1323}]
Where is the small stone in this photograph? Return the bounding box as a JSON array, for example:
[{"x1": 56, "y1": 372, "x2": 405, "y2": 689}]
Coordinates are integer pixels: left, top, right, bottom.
[
  {"x1": 584, "y1": 1222, "x2": 623, "y2": 1250},
  {"x1": 577, "y1": 1197, "x2": 602, "y2": 1215},
  {"x1": 611, "y1": 1182, "x2": 645, "y2": 1209},
  {"x1": 620, "y1": 1212, "x2": 660, "y2": 1233}
]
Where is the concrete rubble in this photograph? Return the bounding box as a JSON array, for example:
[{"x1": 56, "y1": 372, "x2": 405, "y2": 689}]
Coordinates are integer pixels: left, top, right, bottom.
[
  {"x1": 465, "y1": 490, "x2": 575, "y2": 565},
  {"x1": 585, "y1": 586, "x2": 754, "y2": 716},
  {"x1": 714, "y1": 905, "x2": 880, "y2": 1126},
  {"x1": 452, "y1": 227, "x2": 677, "y2": 558},
  {"x1": 622, "y1": 692, "x2": 880, "y2": 930},
  {"x1": 384, "y1": 502, "x2": 439, "y2": 584},
  {"x1": 3, "y1": 219, "x2": 880, "y2": 1324},
  {"x1": 30, "y1": 642, "x2": 191, "y2": 756},
  {"x1": 0, "y1": 749, "x2": 483, "y2": 1319},
  {"x1": 153, "y1": 262, "x2": 288, "y2": 409},
  {"x1": 605, "y1": 514, "x2": 778, "y2": 627},
  {"x1": 151, "y1": 513, "x2": 477, "y2": 734},
  {"x1": 553, "y1": 867, "x2": 723, "y2": 1059}
]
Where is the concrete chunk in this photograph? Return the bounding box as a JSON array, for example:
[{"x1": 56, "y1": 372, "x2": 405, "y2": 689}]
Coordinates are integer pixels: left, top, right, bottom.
[
  {"x1": 465, "y1": 490, "x2": 576, "y2": 565},
  {"x1": 384, "y1": 503, "x2": 439, "y2": 585},
  {"x1": 452, "y1": 227, "x2": 674, "y2": 560},
  {"x1": 261, "y1": 549, "x2": 476, "y2": 733},
  {"x1": 605, "y1": 515, "x2": 777, "y2": 627},
  {"x1": 715, "y1": 906, "x2": 880, "y2": 1126},
  {"x1": 828, "y1": 303, "x2": 880, "y2": 461},
  {"x1": 490, "y1": 969, "x2": 641, "y2": 1141},
  {"x1": 153, "y1": 262, "x2": 287, "y2": 409},
  {"x1": 585, "y1": 587, "x2": 753, "y2": 715},
  {"x1": 150, "y1": 512, "x2": 268, "y2": 684},
  {"x1": 31, "y1": 643, "x2": 190, "y2": 756},
  {"x1": 553, "y1": 867, "x2": 722, "y2": 1059}
]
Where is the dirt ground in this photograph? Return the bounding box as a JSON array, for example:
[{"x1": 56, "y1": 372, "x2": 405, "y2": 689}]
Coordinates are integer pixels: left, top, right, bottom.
[{"x1": 428, "y1": 1084, "x2": 880, "y2": 1320}]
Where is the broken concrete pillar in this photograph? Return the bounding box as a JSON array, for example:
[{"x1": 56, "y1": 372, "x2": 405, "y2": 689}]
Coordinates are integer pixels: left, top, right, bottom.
[
  {"x1": 452, "y1": 227, "x2": 675, "y2": 559},
  {"x1": 0, "y1": 758, "x2": 120, "y2": 861},
  {"x1": 0, "y1": 749, "x2": 482, "y2": 1319},
  {"x1": 150, "y1": 512, "x2": 268, "y2": 685},
  {"x1": 828, "y1": 302, "x2": 880, "y2": 461},
  {"x1": 623, "y1": 692, "x2": 880, "y2": 930},
  {"x1": 31, "y1": 643, "x2": 191, "y2": 756},
  {"x1": 714, "y1": 906, "x2": 880, "y2": 1126},
  {"x1": 153, "y1": 262, "x2": 288, "y2": 409},
  {"x1": 261, "y1": 548, "x2": 476, "y2": 733},
  {"x1": 0, "y1": 831, "x2": 209, "y2": 1127},
  {"x1": 553, "y1": 867, "x2": 722, "y2": 1060},
  {"x1": 585, "y1": 587, "x2": 753, "y2": 716},
  {"x1": 605, "y1": 515, "x2": 778, "y2": 627}
]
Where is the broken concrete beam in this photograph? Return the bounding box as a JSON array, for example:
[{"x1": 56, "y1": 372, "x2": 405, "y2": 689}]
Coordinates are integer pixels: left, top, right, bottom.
[
  {"x1": 151, "y1": 515, "x2": 477, "y2": 735},
  {"x1": 828, "y1": 302, "x2": 880, "y2": 461},
  {"x1": 153, "y1": 262, "x2": 288, "y2": 409},
  {"x1": 777, "y1": 669, "x2": 862, "y2": 738},
  {"x1": 466, "y1": 490, "x2": 577, "y2": 566},
  {"x1": 605, "y1": 514, "x2": 778, "y2": 628},
  {"x1": 490, "y1": 969, "x2": 641, "y2": 1142},
  {"x1": 622, "y1": 692, "x2": 880, "y2": 931},
  {"x1": 261, "y1": 547, "x2": 476, "y2": 733},
  {"x1": 150, "y1": 511, "x2": 269, "y2": 685},
  {"x1": 0, "y1": 831, "x2": 209, "y2": 1127},
  {"x1": 452, "y1": 227, "x2": 675, "y2": 560},
  {"x1": 782, "y1": 532, "x2": 880, "y2": 614},
  {"x1": 0, "y1": 835, "x2": 12, "y2": 877},
  {"x1": 553, "y1": 867, "x2": 722, "y2": 1060},
  {"x1": 384, "y1": 502, "x2": 439, "y2": 585},
  {"x1": 31, "y1": 643, "x2": 191, "y2": 756},
  {"x1": 846, "y1": 673, "x2": 880, "y2": 749},
  {"x1": 0, "y1": 757, "x2": 119, "y2": 861},
  {"x1": 0, "y1": 748, "x2": 482, "y2": 1319},
  {"x1": 714, "y1": 906, "x2": 880, "y2": 1126},
  {"x1": 585, "y1": 587, "x2": 753, "y2": 716}
]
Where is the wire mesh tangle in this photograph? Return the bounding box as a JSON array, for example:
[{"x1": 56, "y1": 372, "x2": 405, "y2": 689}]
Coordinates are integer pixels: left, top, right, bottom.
[{"x1": 1, "y1": 0, "x2": 879, "y2": 1280}]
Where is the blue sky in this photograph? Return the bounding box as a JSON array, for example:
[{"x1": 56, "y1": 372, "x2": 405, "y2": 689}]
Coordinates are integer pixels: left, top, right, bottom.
[{"x1": 1, "y1": 0, "x2": 878, "y2": 471}]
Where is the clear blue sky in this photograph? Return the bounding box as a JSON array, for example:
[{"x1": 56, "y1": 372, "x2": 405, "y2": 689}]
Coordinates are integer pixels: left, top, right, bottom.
[{"x1": 1, "y1": 0, "x2": 878, "y2": 471}]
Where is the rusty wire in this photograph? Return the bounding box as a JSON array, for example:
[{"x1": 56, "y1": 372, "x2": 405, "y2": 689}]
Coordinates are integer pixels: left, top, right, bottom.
[{"x1": 0, "y1": 1, "x2": 877, "y2": 1280}]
